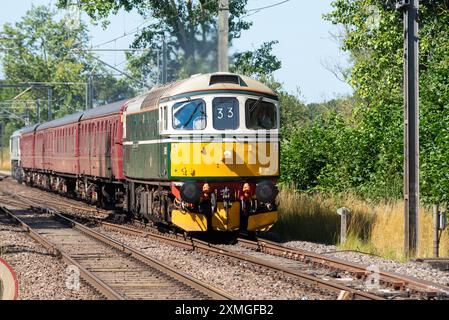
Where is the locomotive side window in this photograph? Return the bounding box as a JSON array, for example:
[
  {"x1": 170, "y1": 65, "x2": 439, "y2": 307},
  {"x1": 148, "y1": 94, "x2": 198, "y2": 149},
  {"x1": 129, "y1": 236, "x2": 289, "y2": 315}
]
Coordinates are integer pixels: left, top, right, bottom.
[
  {"x1": 245, "y1": 99, "x2": 277, "y2": 130},
  {"x1": 163, "y1": 106, "x2": 167, "y2": 131},
  {"x1": 172, "y1": 99, "x2": 206, "y2": 130},
  {"x1": 212, "y1": 97, "x2": 239, "y2": 130}
]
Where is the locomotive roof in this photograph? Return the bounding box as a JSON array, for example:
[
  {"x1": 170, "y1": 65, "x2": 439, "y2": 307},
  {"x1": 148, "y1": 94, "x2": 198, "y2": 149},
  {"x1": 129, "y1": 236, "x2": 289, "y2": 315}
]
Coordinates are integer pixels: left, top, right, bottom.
[
  {"x1": 81, "y1": 99, "x2": 128, "y2": 121},
  {"x1": 137, "y1": 73, "x2": 278, "y2": 111}
]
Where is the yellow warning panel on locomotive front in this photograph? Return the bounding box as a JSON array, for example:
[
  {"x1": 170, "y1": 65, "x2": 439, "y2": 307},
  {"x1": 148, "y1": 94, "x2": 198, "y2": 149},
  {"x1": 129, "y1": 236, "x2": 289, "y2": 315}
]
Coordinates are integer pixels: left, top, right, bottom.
[
  {"x1": 170, "y1": 141, "x2": 279, "y2": 178},
  {"x1": 247, "y1": 211, "x2": 278, "y2": 232},
  {"x1": 171, "y1": 210, "x2": 208, "y2": 232}
]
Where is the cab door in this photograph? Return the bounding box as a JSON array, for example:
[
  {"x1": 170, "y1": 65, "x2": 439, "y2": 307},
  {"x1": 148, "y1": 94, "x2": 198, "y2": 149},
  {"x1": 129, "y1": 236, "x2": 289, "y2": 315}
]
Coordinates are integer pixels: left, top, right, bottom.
[{"x1": 159, "y1": 105, "x2": 168, "y2": 178}]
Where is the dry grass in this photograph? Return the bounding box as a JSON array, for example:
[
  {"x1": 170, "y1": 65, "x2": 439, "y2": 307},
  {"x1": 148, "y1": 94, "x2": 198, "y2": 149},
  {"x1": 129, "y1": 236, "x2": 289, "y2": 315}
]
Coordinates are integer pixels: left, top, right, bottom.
[
  {"x1": 0, "y1": 147, "x2": 10, "y2": 171},
  {"x1": 273, "y1": 188, "x2": 449, "y2": 261}
]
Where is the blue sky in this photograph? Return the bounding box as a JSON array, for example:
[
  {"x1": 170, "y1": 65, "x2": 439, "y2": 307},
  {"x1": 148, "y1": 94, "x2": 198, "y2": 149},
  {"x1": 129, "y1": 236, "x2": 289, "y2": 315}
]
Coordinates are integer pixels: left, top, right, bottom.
[{"x1": 0, "y1": 0, "x2": 353, "y2": 103}]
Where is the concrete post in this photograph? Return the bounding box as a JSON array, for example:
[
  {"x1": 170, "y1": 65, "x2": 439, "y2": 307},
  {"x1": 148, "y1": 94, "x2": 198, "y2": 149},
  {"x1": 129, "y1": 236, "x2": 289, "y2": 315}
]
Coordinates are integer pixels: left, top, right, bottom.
[
  {"x1": 433, "y1": 204, "x2": 439, "y2": 258},
  {"x1": 337, "y1": 207, "x2": 350, "y2": 244}
]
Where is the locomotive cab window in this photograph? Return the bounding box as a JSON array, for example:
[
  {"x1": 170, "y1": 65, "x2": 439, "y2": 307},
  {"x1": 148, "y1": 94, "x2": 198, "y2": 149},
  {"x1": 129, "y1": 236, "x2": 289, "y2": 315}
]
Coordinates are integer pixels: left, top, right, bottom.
[
  {"x1": 245, "y1": 98, "x2": 277, "y2": 130},
  {"x1": 212, "y1": 97, "x2": 239, "y2": 130},
  {"x1": 172, "y1": 99, "x2": 206, "y2": 130}
]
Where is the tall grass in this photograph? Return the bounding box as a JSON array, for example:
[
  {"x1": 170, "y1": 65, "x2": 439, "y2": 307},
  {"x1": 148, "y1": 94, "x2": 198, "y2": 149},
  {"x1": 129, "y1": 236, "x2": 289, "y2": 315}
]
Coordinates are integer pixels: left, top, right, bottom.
[
  {"x1": 273, "y1": 188, "x2": 449, "y2": 261},
  {"x1": 0, "y1": 147, "x2": 10, "y2": 171}
]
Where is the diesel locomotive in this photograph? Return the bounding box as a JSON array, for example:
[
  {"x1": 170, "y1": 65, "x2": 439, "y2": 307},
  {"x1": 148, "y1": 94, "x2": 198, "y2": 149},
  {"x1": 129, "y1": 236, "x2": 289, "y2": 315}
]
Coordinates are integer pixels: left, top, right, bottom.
[{"x1": 10, "y1": 72, "x2": 280, "y2": 234}]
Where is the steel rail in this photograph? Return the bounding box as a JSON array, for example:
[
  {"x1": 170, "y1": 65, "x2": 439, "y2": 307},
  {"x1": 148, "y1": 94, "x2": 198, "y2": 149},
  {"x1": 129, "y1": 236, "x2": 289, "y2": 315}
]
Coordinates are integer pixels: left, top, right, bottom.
[
  {"x1": 0, "y1": 206, "x2": 124, "y2": 300},
  {"x1": 54, "y1": 214, "x2": 234, "y2": 300},
  {"x1": 22, "y1": 192, "x2": 112, "y2": 216},
  {"x1": 3, "y1": 175, "x2": 448, "y2": 299},
  {"x1": 1, "y1": 193, "x2": 234, "y2": 300},
  {"x1": 98, "y1": 222, "x2": 383, "y2": 300},
  {"x1": 236, "y1": 237, "x2": 449, "y2": 298}
]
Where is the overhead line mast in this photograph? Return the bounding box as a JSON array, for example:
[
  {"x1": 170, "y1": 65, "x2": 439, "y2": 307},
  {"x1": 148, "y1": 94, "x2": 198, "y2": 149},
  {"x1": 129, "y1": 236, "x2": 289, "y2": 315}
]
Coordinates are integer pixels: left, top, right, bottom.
[
  {"x1": 388, "y1": 0, "x2": 420, "y2": 258},
  {"x1": 401, "y1": 0, "x2": 420, "y2": 258},
  {"x1": 218, "y1": 0, "x2": 229, "y2": 72}
]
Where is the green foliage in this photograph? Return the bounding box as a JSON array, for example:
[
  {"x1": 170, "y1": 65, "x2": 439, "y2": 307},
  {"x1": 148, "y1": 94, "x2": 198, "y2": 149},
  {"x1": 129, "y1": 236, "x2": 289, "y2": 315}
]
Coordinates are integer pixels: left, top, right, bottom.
[
  {"x1": 58, "y1": 0, "x2": 253, "y2": 83},
  {"x1": 280, "y1": 1, "x2": 449, "y2": 203},
  {"x1": 230, "y1": 40, "x2": 281, "y2": 78},
  {"x1": 0, "y1": 5, "x2": 136, "y2": 142},
  {"x1": 0, "y1": 5, "x2": 91, "y2": 119}
]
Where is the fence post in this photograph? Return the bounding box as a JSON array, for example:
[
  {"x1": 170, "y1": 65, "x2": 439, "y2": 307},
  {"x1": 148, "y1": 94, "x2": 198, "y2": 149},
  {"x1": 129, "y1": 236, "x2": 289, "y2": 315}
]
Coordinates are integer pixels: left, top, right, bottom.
[{"x1": 337, "y1": 207, "x2": 350, "y2": 244}]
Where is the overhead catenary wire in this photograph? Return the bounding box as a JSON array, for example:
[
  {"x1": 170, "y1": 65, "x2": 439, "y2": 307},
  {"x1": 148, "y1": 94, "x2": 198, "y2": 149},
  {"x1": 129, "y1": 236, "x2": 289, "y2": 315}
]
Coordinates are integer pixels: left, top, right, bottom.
[
  {"x1": 241, "y1": 0, "x2": 291, "y2": 19},
  {"x1": 246, "y1": 0, "x2": 290, "y2": 12},
  {"x1": 92, "y1": 17, "x2": 155, "y2": 48}
]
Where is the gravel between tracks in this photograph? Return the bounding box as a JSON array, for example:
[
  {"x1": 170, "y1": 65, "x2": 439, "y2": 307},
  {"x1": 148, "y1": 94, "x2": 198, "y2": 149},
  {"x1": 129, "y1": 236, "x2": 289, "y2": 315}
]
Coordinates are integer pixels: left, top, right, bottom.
[
  {"x1": 283, "y1": 241, "x2": 449, "y2": 287},
  {"x1": 0, "y1": 213, "x2": 104, "y2": 300},
  {"x1": 5, "y1": 178, "x2": 448, "y2": 298},
  {"x1": 95, "y1": 227, "x2": 335, "y2": 300}
]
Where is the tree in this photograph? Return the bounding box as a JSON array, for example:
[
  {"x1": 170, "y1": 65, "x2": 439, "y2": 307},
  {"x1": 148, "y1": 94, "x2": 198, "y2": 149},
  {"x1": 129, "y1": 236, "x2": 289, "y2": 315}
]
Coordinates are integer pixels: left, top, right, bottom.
[
  {"x1": 0, "y1": 5, "x2": 92, "y2": 119},
  {"x1": 317, "y1": 0, "x2": 449, "y2": 202},
  {"x1": 58, "y1": 0, "x2": 252, "y2": 83},
  {"x1": 0, "y1": 5, "x2": 136, "y2": 143},
  {"x1": 230, "y1": 40, "x2": 281, "y2": 79}
]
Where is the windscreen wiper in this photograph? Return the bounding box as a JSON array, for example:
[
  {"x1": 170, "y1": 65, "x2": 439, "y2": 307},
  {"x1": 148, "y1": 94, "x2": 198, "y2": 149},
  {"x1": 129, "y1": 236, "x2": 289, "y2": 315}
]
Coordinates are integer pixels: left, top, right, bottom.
[{"x1": 249, "y1": 96, "x2": 264, "y2": 113}]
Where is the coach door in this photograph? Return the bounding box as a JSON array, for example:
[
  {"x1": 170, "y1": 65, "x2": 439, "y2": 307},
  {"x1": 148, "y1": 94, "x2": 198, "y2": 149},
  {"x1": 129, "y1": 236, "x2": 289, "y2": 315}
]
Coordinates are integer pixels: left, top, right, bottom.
[{"x1": 105, "y1": 120, "x2": 112, "y2": 178}]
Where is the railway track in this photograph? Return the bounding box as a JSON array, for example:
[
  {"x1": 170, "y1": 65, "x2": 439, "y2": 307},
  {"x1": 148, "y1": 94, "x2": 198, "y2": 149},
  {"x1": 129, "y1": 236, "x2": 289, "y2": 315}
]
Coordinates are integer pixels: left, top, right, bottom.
[
  {"x1": 234, "y1": 238, "x2": 449, "y2": 299},
  {"x1": 16, "y1": 188, "x2": 113, "y2": 218},
  {"x1": 2, "y1": 177, "x2": 449, "y2": 300},
  {"x1": 97, "y1": 221, "x2": 449, "y2": 300},
  {"x1": 0, "y1": 182, "x2": 375, "y2": 300},
  {"x1": 0, "y1": 204, "x2": 234, "y2": 300}
]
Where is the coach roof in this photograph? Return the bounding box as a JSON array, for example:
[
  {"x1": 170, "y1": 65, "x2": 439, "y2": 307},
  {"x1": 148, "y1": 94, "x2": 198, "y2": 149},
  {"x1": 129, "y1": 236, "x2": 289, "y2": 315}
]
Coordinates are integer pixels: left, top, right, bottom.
[
  {"x1": 37, "y1": 111, "x2": 84, "y2": 131},
  {"x1": 20, "y1": 123, "x2": 40, "y2": 134},
  {"x1": 81, "y1": 99, "x2": 128, "y2": 121},
  {"x1": 11, "y1": 128, "x2": 25, "y2": 137},
  {"x1": 33, "y1": 99, "x2": 128, "y2": 131}
]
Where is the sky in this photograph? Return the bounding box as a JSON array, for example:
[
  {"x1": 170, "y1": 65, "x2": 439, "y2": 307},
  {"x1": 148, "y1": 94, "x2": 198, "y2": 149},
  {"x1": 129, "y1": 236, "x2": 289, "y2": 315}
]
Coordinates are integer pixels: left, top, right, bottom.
[{"x1": 0, "y1": 0, "x2": 353, "y2": 103}]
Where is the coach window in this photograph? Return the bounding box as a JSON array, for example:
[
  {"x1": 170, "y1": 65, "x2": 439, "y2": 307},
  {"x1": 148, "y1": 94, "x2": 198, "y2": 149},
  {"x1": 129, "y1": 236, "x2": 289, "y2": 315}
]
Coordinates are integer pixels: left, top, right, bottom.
[
  {"x1": 212, "y1": 97, "x2": 239, "y2": 130},
  {"x1": 245, "y1": 98, "x2": 277, "y2": 130},
  {"x1": 172, "y1": 99, "x2": 206, "y2": 130},
  {"x1": 58, "y1": 130, "x2": 61, "y2": 153},
  {"x1": 64, "y1": 128, "x2": 67, "y2": 153}
]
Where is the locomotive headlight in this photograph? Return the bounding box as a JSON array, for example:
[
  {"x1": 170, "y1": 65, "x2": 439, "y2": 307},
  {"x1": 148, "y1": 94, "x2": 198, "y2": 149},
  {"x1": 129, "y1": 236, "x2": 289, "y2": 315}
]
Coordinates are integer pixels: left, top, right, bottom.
[
  {"x1": 255, "y1": 181, "x2": 278, "y2": 203},
  {"x1": 180, "y1": 182, "x2": 201, "y2": 204}
]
